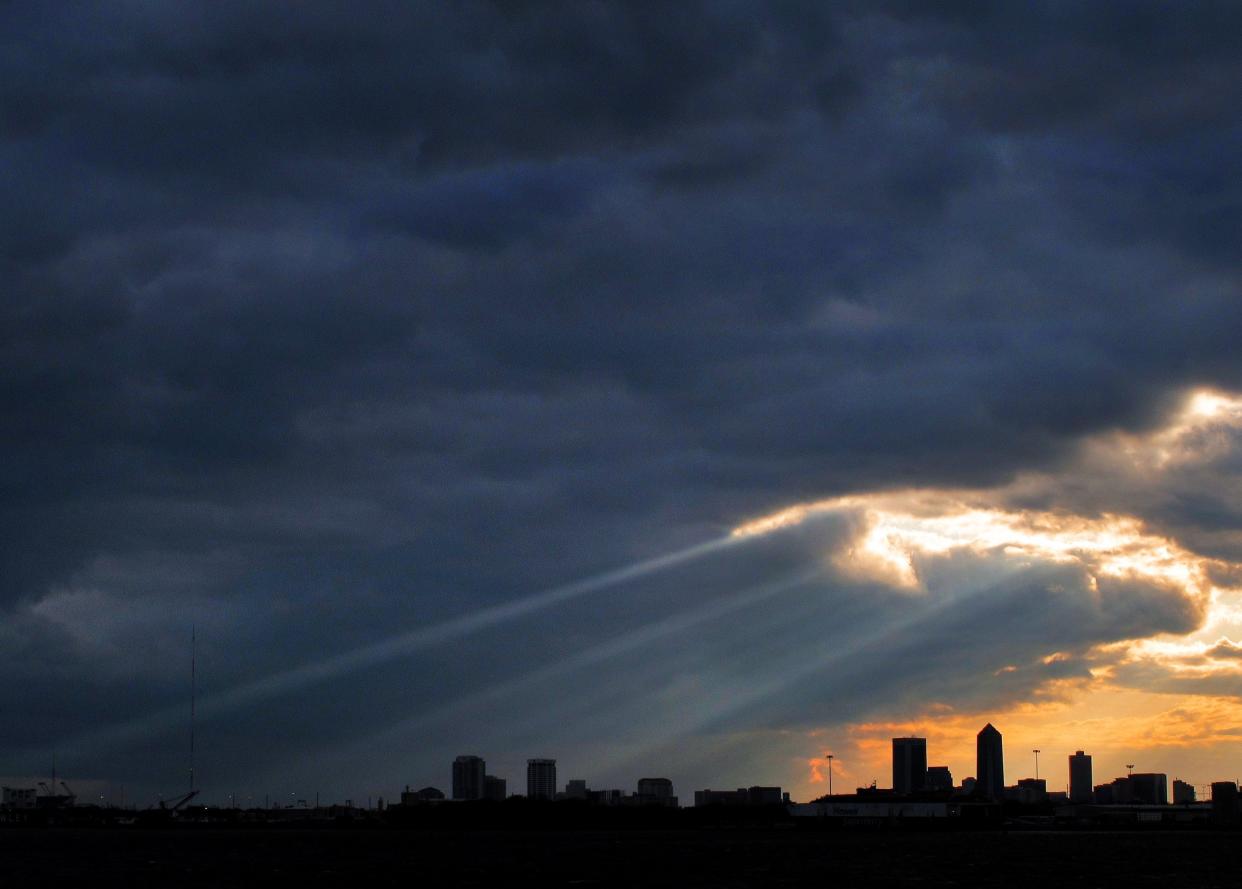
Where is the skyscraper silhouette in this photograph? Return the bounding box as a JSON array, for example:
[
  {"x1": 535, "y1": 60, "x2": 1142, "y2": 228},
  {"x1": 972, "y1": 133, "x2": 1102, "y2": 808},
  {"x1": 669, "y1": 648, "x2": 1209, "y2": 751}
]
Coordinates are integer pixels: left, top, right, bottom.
[
  {"x1": 1068, "y1": 750, "x2": 1092, "y2": 803},
  {"x1": 891, "y1": 737, "x2": 928, "y2": 795},
  {"x1": 452, "y1": 755, "x2": 486, "y2": 801},
  {"x1": 526, "y1": 759, "x2": 557, "y2": 800},
  {"x1": 976, "y1": 723, "x2": 1004, "y2": 801}
]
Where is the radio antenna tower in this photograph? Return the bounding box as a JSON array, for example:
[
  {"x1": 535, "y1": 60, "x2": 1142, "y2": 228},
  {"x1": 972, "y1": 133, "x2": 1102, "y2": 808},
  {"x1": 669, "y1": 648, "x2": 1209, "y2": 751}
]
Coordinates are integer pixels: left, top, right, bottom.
[{"x1": 189, "y1": 625, "x2": 196, "y2": 794}]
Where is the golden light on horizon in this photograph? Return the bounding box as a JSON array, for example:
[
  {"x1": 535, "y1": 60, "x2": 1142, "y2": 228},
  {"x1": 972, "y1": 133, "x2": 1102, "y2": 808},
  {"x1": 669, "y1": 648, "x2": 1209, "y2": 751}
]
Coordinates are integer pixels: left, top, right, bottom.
[
  {"x1": 818, "y1": 687, "x2": 1242, "y2": 800},
  {"x1": 742, "y1": 388, "x2": 1242, "y2": 802}
]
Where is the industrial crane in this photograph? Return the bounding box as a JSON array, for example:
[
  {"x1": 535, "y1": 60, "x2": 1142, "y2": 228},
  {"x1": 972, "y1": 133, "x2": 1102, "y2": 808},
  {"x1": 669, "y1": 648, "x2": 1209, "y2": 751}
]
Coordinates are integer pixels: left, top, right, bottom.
[{"x1": 156, "y1": 789, "x2": 200, "y2": 812}]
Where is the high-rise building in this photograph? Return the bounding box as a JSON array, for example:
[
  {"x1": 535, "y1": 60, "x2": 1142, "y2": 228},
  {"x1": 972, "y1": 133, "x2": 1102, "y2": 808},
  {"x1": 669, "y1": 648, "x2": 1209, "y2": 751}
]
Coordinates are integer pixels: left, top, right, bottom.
[
  {"x1": 976, "y1": 723, "x2": 1004, "y2": 800},
  {"x1": 526, "y1": 758, "x2": 557, "y2": 800},
  {"x1": 1068, "y1": 750, "x2": 1093, "y2": 803},
  {"x1": 1172, "y1": 779, "x2": 1195, "y2": 804},
  {"x1": 452, "y1": 755, "x2": 486, "y2": 801},
  {"x1": 892, "y1": 737, "x2": 928, "y2": 795}
]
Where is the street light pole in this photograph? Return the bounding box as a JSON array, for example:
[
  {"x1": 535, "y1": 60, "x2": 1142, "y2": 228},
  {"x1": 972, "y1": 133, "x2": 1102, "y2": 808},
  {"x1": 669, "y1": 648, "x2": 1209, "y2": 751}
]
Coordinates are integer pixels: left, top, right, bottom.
[{"x1": 1033, "y1": 749, "x2": 1041, "y2": 781}]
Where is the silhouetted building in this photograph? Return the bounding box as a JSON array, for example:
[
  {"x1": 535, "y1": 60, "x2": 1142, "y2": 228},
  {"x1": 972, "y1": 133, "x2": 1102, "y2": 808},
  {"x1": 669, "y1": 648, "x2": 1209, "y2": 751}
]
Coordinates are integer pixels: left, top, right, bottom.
[
  {"x1": 1093, "y1": 782, "x2": 1116, "y2": 804},
  {"x1": 484, "y1": 775, "x2": 506, "y2": 801},
  {"x1": 925, "y1": 766, "x2": 953, "y2": 791},
  {"x1": 1211, "y1": 782, "x2": 1239, "y2": 826},
  {"x1": 526, "y1": 759, "x2": 557, "y2": 800},
  {"x1": 1068, "y1": 751, "x2": 1092, "y2": 804},
  {"x1": 976, "y1": 723, "x2": 1004, "y2": 800},
  {"x1": 747, "y1": 786, "x2": 783, "y2": 805},
  {"x1": 564, "y1": 779, "x2": 588, "y2": 800},
  {"x1": 694, "y1": 786, "x2": 782, "y2": 807},
  {"x1": 400, "y1": 786, "x2": 445, "y2": 805},
  {"x1": 892, "y1": 737, "x2": 927, "y2": 795},
  {"x1": 960, "y1": 777, "x2": 977, "y2": 795},
  {"x1": 1011, "y1": 778, "x2": 1047, "y2": 804},
  {"x1": 1, "y1": 787, "x2": 37, "y2": 811},
  {"x1": 636, "y1": 777, "x2": 676, "y2": 806},
  {"x1": 1173, "y1": 779, "x2": 1195, "y2": 804},
  {"x1": 1097, "y1": 773, "x2": 1167, "y2": 805},
  {"x1": 452, "y1": 755, "x2": 486, "y2": 801},
  {"x1": 1128, "y1": 773, "x2": 1168, "y2": 805},
  {"x1": 587, "y1": 789, "x2": 623, "y2": 806}
]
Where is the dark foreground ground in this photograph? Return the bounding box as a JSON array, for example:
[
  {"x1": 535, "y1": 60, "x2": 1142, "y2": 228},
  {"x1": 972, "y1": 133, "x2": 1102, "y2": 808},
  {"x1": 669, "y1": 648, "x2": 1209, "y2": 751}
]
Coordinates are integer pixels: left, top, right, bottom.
[{"x1": 2, "y1": 828, "x2": 1238, "y2": 888}]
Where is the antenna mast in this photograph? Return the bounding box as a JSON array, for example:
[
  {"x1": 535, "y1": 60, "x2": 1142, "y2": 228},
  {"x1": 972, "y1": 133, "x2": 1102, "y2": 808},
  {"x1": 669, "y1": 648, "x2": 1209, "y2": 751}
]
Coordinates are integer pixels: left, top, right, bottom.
[{"x1": 189, "y1": 625, "x2": 196, "y2": 794}]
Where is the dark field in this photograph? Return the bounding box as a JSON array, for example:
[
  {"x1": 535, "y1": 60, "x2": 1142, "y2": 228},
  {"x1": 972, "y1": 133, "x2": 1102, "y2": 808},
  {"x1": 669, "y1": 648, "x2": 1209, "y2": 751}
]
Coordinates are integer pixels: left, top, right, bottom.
[{"x1": 3, "y1": 828, "x2": 1238, "y2": 888}]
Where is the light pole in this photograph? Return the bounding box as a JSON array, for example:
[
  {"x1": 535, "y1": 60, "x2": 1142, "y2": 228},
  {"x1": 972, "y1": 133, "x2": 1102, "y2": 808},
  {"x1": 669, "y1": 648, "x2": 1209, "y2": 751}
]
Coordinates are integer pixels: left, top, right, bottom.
[
  {"x1": 1127, "y1": 763, "x2": 1135, "y2": 777},
  {"x1": 825, "y1": 753, "x2": 835, "y2": 797},
  {"x1": 1032, "y1": 749, "x2": 1040, "y2": 781}
]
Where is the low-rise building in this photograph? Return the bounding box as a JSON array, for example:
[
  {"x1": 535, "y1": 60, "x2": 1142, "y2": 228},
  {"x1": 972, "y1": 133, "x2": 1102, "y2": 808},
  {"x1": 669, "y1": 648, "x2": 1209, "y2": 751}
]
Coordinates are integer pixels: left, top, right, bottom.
[
  {"x1": 564, "y1": 779, "x2": 588, "y2": 800},
  {"x1": 694, "y1": 786, "x2": 782, "y2": 807},
  {"x1": 399, "y1": 786, "x2": 445, "y2": 805},
  {"x1": 635, "y1": 777, "x2": 677, "y2": 807},
  {"x1": 484, "y1": 775, "x2": 506, "y2": 801},
  {"x1": 925, "y1": 766, "x2": 953, "y2": 791},
  {"x1": 1, "y1": 787, "x2": 37, "y2": 809}
]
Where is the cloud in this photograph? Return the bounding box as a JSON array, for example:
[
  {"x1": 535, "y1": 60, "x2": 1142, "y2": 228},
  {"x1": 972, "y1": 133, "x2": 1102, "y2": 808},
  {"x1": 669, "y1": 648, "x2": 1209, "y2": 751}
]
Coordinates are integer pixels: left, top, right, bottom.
[
  {"x1": 1207, "y1": 639, "x2": 1242, "y2": 660},
  {"x1": 2, "y1": 2, "x2": 1242, "y2": 800}
]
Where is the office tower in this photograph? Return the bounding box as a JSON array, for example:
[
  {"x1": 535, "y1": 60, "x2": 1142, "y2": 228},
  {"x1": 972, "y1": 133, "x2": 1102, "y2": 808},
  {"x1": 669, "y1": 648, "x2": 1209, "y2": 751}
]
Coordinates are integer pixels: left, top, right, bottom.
[
  {"x1": 452, "y1": 755, "x2": 487, "y2": 801},
  {"x1": 1172, "y1": 779, "x2": 1195, "y2": 804},
  {"x1": 925, "y1": 766, "x2": 953, "y2": 791},
  {"x1": 483, "y1": 775, "x2": 506, "y2": 801},
  {"x1": 526, "y1": 758, "x2": 557, "y2": 800},
  {"x1": 1068, "y1": 750, "x2": 1093, "y2": 803},
  {"x1": 892, "y1": 737, "x2": 928, "y2": 795},
  {"x1": 976, "y1": 723, "x2": 1004, "y2": 800}
]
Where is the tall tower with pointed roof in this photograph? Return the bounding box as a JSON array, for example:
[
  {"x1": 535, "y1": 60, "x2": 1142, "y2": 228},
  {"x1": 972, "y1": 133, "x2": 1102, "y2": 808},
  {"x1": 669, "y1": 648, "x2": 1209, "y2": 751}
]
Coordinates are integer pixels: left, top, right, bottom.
[{"x1": 976, "y1": 723, "x2": 1004, "y2": 800}]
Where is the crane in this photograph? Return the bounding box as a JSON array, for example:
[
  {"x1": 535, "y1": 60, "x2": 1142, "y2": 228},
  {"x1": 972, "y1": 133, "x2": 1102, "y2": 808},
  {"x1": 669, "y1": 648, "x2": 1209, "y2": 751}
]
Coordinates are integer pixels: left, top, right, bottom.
[
  {"x1": 156, "y1": 789, "x2": 200, "y2": 812},
  {"x1": 36, "y1": 781, "x2": 74, "y2": 809}
]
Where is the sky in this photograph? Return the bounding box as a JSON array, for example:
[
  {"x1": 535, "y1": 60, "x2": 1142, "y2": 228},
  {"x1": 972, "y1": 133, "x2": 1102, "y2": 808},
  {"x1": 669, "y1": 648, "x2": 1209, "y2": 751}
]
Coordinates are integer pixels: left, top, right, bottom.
[{"x1": 3, "y1": 2, "x2": 1242, "y2": 807}]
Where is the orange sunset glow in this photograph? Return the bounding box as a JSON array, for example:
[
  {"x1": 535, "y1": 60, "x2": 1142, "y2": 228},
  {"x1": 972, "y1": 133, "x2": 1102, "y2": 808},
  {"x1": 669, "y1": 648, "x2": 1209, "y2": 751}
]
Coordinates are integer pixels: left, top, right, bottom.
[{"x1": 739, "y1": 389, "x2": 1242, "y2": 802}]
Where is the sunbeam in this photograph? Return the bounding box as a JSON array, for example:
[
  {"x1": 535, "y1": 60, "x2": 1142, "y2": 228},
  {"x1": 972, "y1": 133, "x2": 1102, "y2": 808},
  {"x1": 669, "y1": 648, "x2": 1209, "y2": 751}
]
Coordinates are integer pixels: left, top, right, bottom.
[{"x1": 38, "y1": 534, "x2": 743, "y2": 765}]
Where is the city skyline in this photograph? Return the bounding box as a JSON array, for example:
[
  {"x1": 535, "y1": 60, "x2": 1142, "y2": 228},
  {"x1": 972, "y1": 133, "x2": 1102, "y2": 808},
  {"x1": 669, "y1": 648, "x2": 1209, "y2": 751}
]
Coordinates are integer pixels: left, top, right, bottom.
[
  {"x1": 7, "y1": 714, "x2": 1234, "y2": 813},
  {"x1": 3, "y1": 3, "x2": 1242, "y2": 808}
]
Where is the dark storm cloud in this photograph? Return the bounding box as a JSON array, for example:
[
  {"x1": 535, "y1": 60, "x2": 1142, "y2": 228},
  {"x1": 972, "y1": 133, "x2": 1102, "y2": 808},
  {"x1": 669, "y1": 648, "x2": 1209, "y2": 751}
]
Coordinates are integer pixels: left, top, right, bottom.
[{"x1": 3, "y1": 2, "x2": 1242, "y2": 797}]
